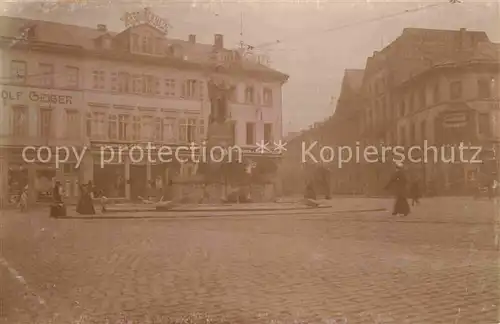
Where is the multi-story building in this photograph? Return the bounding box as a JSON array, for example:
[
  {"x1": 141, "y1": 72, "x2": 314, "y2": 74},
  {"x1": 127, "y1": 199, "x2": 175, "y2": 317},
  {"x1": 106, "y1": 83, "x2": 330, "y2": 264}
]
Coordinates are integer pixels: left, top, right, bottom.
[
  {"x1": 360, "y1": 28, "x2": 500, "y2": 195},
  {"x1": 0, "y1": 10, "x2": 288, "y2": 207},
  {"x1": 281, "y1": 27, "x2": 500, "y2": 197}
]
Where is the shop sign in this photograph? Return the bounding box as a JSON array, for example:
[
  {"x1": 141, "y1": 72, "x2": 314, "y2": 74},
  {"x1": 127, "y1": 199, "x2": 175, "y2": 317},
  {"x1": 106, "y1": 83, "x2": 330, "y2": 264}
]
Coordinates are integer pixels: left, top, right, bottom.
[
  {"x1": 121, "y1": 7, "x2": 169, "y2": 34},
  {"x1": 443, "y1": 112, "x2": 468, "y2": 128},
  {"x1": 1, "y1": 89, "x2": 73, "y2": 105}
]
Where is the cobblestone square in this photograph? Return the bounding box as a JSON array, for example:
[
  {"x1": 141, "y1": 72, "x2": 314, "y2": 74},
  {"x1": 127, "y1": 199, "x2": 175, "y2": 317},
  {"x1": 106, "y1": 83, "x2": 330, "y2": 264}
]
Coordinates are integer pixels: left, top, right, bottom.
[{"x1": 1, "y1": 198, "x2": 499, "y2": 324}]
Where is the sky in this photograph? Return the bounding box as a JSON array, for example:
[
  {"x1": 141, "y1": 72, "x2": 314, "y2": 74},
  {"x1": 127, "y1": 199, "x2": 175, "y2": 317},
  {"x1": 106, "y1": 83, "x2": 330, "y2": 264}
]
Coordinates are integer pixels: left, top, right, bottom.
[{"x1": 2, "y1": 0, "x2": 499, "y2": 134}]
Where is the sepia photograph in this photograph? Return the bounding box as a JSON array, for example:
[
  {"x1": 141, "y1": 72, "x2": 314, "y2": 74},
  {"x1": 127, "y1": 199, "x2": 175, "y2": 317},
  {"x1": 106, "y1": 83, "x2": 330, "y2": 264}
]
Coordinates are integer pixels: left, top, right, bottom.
[{"x1": 0, "y1": 0, "x2": 499, "y2": 323}]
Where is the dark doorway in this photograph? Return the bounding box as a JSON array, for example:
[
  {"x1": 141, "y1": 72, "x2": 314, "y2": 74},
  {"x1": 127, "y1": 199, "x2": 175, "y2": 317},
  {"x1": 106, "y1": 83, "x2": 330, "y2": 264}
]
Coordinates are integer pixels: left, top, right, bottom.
[{"x1": 130, "y1": 165, "x2": 147, "y2": 201}]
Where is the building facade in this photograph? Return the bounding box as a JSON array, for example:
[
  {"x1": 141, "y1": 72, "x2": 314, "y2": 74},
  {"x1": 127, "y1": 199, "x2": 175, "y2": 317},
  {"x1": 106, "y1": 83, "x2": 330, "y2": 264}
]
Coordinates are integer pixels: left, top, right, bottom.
[
  {"x1": 281, "y1": 27, "x2": 500, "y2": 197},
  {"x1": 0, "y1": 11, "x2": 288, "y2": 207}
]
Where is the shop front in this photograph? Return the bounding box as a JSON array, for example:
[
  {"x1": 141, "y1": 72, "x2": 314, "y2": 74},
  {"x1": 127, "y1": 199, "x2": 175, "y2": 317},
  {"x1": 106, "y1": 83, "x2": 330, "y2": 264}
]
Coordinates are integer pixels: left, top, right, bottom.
[
  {"x1": 1, "y1": 148, "x2": 82, "y2": 206},
  {"x1": 93, "y1": 163, "x2": 126, "y2": 199}
]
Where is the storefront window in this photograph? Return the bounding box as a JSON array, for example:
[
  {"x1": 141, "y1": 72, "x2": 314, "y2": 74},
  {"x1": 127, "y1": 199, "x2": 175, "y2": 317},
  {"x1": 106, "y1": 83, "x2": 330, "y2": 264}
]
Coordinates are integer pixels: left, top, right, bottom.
[
  {"x1": 7, "y1": 165, "x2": 28, "y2": 204},
  {"x1": 35, "y1": 169, "x2": 56, "y2": 202},
  {"x1": 93, "y1": 164, "x2": 125, "y2": 198}
]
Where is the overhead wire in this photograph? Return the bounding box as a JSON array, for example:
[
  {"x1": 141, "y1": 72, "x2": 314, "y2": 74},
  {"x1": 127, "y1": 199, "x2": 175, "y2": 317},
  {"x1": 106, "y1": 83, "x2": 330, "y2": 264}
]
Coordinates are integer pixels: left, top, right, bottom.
[{"x1": 254, "y1": 2, "x2": 448, "y2": 49}]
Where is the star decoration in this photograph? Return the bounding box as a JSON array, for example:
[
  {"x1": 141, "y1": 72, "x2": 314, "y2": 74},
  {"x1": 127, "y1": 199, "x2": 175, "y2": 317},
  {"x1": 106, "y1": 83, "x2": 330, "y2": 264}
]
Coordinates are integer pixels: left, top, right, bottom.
[
  {"x1": 255, "y1": 140, "x2": 271, "y2": 154},
  {"x1": 273, "y1": 140, "x2": 288, "y2": 154}
]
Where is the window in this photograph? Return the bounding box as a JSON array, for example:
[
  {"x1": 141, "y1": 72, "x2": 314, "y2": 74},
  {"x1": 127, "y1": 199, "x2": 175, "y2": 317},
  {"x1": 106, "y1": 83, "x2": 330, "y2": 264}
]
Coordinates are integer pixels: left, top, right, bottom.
[
  {"x1": 40, "y1": 109, "x2": 52, "y2": 138},
  {"x1": 399, "y1": 101, "x2": 405, "y2": 117},
  {"x1": 86, "y1": 112, "x2": 92, "y2": 137},
  {"x1": 131, "y1": 34, "x2": 140, "y2": 52},
  {"x1": 132, "y1": 116, "x2": 141, "y2": 141},
  {"x1": 420, "y1": 120, "x2": 427, "y2": 143},
  {"x1": 263, "y1": 88, "x2": 273, "y2": 107},
  {"x1": 478, "y1": 79, "x2": 491, "y2": 99},
  {"x1": 433, "y1": 83, "x2": 440, "y2": 103},
  {"x1": 408, "y1": 93, "x2": 414, "y2": 112},
  {"x1": 118, "y1": 114, "x2": 130, "y2": 140},
  {"x1": 11, "y1": 60, "x2": 26, "y2": 84},
  {"x1": 153, "y1": 117, "x2": 162, "y2": 142},
  {"x1": 65, "y1": 110, "x2": 80, "y2": 139},
  {"x1": 162, "y1": 118, "x2": 176, "y2": 143},
  {"x1": 132, "y1": 74, "x2": 142, "y2": 94},
  {"x1": 246, "y1": 122, "x2": 255, "y2": 145},
  {"x1": 111, "y1": 72, "x2": 118, "y2": 92},
  {"x1": 187, "y1": 118, "x2": 196, "y2": 142},
  {"x1": 141, "y1": 116, "x2": 153, "y2": 140},
  {"x1": 12, "y1": 106, "x2": 28, "y2": 136},
  {"x1": 178, "y1": 118, "x2": 187, "y2": 142},
  {"x1": 198, "y1": 119, "x2": 205, "y2": 141},
  {"x1": 419, "y1": 88, "x2": 426, "y2": 109},
  {"x1": 230, "y1": 121, "x2": 236, "y2": 145},
  {"x1": 92, "y1": 70, "x2": 106, "y2": 90},
  {"x1": 182, "y1": 79, "x2": 198, "y2": 99},
  {"x1": 164, "y1": 79, "x2": 176, "y2": 97},
  {"x1": 450, "y1": 81, "x2": 462, "y2": 100},
  {"x1": 154, "y1": 77, "x2": 161, "y2": 95},
  {"x1": 65, "y1": 66, "x2": 79, "y2": 89},
  {"x1": 199, "y1": 81, "x2": 205, "y2": 100},
  {"x1": 245, "y1": 86, "x2": 255, "y2": 104},
  {"x1": 155, "y1": 37, "x2": 163, "y2": 55},
  {"x1": 178, "y1": 118, "x2": 196, "y2": 143},
  {"x1": 142, "y1": 35, "x2": 153, "y2": 54},
  {"x1": 143, "y1": 75, "x2": 155, "y2": 94},
  {"x1": 118, "y1": 72, "x2": 130, "y2": 93},
  {"x1": 90, "y1": 112, "x2": 106, "y2": 139},
  {"x1": 108, "y1": 114, "x2": 117, "y2": 140},
  {"x1": 399, "y1": 126, "x2": 406, "y2": 146},
  {"x1": 410, "y1": 123, "x2": 416, "y2": 145},
  {"x1": 264, "y1": 123, "x2": 273, "y2": 143},
  {"x1": 103, "y1": 38, "x2": 112, "y2": 49},
  {"x1": 39, "y1": 63, "x2": 54, "y2": 87},
  {"x1": 228, "y1": 85, "x2": 237, "y2": 102},
  {"x1": 478, "y1": 113, "x2": 491, "y2": 136}
]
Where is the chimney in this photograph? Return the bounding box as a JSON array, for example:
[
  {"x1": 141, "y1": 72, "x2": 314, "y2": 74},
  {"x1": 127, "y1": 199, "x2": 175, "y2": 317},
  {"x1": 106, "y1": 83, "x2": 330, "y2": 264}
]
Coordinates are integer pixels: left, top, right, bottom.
[
  {"x1": 188, "y1": 34, "x2": 196, "y2": 44},
  {"x1": 97, "y1": 24, "x2": 107, "y2": 32},
  {"x1": 214, "y1": 34, "x2": 223, "y2": 49},
  {"x1": 459, "y1": 28, "x2": 469, "y2": 49}
]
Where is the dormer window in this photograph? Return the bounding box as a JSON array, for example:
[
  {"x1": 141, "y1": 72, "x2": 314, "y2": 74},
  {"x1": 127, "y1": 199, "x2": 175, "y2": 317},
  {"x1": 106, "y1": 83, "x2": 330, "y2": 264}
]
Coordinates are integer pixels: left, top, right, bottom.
[
  {"x1": 131, "y1": 33, "x2": 140, "y2": 52},
  {"x1": 103, "y1": 37, "x2": 112, "y2": 49},
  {"x1": 141, "y1": 35, "x2": 154, "y2": 54},
  {"x1": 155, "y1": 37, "x2": 163, "y2": 55}
]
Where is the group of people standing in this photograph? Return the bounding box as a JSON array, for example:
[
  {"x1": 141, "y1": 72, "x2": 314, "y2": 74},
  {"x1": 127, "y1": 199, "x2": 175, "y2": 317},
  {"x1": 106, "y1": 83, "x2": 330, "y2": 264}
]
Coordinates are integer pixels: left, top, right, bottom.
[{"x1": 49, "y1": 180, "x2": 98, "y2": 217}]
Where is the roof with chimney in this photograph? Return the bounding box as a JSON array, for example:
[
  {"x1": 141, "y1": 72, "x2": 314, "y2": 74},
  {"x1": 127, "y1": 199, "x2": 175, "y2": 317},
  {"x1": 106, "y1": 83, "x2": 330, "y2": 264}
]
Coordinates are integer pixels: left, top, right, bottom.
[
  {"x1": 363, "y1": 27, "x2": 498, "y2": 87},
  {"x1": 0, "y1": 15, "x2": 288, "y2": 81}
]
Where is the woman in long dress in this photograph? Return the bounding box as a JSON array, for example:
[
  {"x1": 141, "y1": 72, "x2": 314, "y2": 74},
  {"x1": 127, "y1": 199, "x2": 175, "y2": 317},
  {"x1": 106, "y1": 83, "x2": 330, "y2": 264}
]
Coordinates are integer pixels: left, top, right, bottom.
[
  {"x1": 76, "y1": 182, "x2": 96, "y2": 215},
  {"x1": 385, "y1": 163, "x2": 410, "y2": 216},
  {"x1": 50, "y1": 181, "x2": 66, "y2": 217}
]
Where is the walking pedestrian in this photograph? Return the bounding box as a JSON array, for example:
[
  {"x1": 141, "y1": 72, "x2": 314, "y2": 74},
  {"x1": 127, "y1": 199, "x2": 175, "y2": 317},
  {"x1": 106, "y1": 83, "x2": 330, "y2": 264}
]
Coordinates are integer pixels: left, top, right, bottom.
[
  {"x1": 76, "y1": 182, "x2": 95, "y2": 215},
  {"x1": 385, "y1": 163, "x2": 410, "y2": 216},
  {"x1": 50, "y1": 180, "x2": 66, "y2": 218},
  {"x1": 410, "y1": 180, "x2": 421, "y2": 206},
  {"x1": 18, "y1": 185, "x2": 28, "y2": 212},
  {"x1": 304, "y1": 180, "x2": 316, "y2": 200}
]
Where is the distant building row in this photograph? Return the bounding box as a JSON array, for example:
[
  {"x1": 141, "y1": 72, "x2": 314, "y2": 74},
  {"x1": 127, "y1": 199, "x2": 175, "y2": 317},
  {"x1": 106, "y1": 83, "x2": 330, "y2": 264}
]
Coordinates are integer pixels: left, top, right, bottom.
[{"x1": 282, "y1": 27, "x2": 500, "y2": 196}]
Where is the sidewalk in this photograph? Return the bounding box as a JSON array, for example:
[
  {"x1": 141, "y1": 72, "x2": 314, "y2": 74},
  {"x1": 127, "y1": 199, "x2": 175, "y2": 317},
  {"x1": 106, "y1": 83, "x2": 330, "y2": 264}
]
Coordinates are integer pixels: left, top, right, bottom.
[{"x1": 103, "y1": 201, "x2": 334, "y2": 213}]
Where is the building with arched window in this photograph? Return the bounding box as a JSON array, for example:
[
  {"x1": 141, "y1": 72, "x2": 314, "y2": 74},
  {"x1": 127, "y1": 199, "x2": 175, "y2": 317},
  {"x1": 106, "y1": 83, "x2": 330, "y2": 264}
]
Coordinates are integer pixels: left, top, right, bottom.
[{"x1": 0, "y1": 10, "x2": 288, "y2": 207}]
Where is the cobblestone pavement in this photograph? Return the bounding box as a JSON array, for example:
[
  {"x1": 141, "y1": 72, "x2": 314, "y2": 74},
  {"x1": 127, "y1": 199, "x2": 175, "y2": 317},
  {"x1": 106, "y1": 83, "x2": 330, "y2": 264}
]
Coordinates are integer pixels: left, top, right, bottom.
[{"x1": 1, "y1": 198, "x2": 499, "y2": 324}]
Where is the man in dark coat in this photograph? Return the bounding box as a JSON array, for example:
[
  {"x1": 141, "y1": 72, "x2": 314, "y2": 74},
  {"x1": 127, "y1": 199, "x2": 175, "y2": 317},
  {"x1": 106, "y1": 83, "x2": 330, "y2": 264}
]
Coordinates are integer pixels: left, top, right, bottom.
[
  {"x1": 385, "y1": 163, "x2": 410, "y2": 216},
  {"x1": 410, "y1": 180, "x2": 421, "y2": 206}
]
